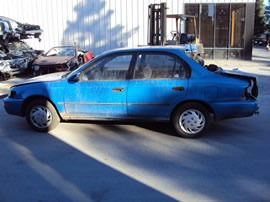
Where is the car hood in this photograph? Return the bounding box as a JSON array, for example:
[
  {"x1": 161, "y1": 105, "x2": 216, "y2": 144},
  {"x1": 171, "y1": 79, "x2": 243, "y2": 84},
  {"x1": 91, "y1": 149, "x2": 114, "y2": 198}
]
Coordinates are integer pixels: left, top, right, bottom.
[
  {"x1": 33, "y1": 56, "x2": 73, "y2": 65},
  {"x1": 12, "y1": 72, "x2": 67, "y2": 88}
]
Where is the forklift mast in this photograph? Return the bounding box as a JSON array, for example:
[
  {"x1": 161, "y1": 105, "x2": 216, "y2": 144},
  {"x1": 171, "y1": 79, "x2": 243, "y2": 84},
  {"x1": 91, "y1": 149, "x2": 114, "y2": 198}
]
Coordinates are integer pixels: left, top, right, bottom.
[
  {"x1": 147, "y1": 3, "x2": 204, "y2": 66},
  {"x1": 147, "y1": 3, "x2": 167, "y2": 46},
  {"x1": 147, "y1": 3, "x2": 198, "y2": 46}
]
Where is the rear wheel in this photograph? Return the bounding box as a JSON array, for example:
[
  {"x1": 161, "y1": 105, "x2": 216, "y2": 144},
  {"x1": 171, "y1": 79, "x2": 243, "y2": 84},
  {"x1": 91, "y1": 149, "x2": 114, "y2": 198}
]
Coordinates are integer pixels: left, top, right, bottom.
[
  {"x1": 25, "y1": 99, "x2": 60, "y2": 132},
  {"x1": 172, "y1": 102, "x2": 212, "y2": 138}
]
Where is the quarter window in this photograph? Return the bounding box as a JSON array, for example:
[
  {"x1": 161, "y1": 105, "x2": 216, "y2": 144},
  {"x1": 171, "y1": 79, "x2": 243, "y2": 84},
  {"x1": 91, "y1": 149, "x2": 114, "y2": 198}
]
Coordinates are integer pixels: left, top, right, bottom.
[
  {"x1": 81, "y1": 54, "x2": 132, "y2": 81},
  {"x1": 134, "y1": 53, "x2": 188, "y2": 79}
]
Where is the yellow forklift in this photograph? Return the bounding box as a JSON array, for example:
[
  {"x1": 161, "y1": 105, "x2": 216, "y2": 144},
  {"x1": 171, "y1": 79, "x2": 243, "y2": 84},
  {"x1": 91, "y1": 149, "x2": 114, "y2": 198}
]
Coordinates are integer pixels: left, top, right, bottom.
[{"x1": 148, "y1": 3, "x2": 204, "y2": 66}]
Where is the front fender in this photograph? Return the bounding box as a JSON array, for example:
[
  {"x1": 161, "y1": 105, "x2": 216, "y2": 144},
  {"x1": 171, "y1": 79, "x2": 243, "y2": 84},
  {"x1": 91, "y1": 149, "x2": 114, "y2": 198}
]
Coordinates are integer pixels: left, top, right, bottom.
[{"x1": 8, "y1": 81, "x2": 66, "y2": 117}]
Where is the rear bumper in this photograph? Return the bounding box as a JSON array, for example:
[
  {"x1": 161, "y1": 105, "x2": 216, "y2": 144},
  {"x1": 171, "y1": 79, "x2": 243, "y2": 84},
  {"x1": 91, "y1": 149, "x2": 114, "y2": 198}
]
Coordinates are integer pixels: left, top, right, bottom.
[{"x1": 209, "y1": 100, "x2": 258, "y2": 120}]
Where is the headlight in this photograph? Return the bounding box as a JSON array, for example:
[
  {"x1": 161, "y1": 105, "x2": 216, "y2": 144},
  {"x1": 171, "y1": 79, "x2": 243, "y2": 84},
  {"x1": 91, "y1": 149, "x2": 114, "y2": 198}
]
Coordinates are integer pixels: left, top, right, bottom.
[
  {"x1": 0, "y1": 61, "x2": 12, "y2": 72},
  {"x1": 9, "y1": 58, "x2": 28, "y2": 69},
  {"x1": 34, "y1": 65, "x2": 40, "y2": 71}
]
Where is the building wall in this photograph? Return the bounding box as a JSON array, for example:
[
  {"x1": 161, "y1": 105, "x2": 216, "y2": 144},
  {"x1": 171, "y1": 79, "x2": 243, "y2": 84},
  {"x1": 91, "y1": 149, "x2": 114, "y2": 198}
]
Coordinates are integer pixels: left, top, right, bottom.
[
  {"x1": 0, "y1": 0, "x2": 255, "y2": 56},
  {"x1": 184, "y1": 3, "x2": 255, "y2": 60},
  {"x1": 0, "y1": 0, "x2": 184, "y2": 55}
]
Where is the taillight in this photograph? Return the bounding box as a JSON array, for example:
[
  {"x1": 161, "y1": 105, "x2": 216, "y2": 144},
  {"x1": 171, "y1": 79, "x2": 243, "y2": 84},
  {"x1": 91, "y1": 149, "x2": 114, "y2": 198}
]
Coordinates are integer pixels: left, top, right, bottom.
[{"x1": 244, "y1": 79, "x2": 257, "y2": 100}]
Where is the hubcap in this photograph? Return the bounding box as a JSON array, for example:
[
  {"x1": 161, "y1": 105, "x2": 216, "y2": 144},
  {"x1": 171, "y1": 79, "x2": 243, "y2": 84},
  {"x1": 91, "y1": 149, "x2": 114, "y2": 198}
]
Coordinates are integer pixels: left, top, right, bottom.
[
  {"x1": 30, "y1": 105, "x2": 52, "y2": 129},
  {"x1": 179, "y1": 109, "x2": 205, "y2": 135}
]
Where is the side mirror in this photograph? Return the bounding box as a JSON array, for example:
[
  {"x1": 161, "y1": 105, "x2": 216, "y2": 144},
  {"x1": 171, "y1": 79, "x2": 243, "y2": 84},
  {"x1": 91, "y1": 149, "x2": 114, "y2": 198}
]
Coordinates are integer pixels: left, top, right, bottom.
[{"x1": 69, "y1": 73, "x2": 81, "y2": 82}]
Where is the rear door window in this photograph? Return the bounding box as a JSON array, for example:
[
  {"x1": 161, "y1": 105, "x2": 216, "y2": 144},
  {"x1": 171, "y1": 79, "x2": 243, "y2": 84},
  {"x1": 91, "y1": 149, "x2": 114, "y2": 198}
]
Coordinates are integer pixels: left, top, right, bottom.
[{"x1": 134, "y1": 53, "x2": 188, "y2": 80}]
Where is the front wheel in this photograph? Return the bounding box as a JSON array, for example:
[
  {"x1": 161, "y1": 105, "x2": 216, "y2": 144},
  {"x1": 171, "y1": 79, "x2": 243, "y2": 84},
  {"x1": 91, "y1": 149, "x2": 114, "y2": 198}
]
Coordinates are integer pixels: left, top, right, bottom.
[
  {"x1": 26, "y1": 99, "x2": 60, "y2": 132},
  {"x1": 172, "y1": 103, "x2": 212, "y2": 138}
]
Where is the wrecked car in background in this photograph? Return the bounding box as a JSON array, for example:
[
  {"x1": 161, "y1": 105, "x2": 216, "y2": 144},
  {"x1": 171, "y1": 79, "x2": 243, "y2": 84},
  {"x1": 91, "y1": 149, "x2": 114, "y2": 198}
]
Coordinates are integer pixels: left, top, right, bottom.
[
  {"x1": 0, "y1": 16, "x2": 42, "y2": 80},
  {"x1": 0, "y1": 48, "x2": 28, "y2": 80},
  {"x1": 0, "y1": 16, "x2": 42, "y2": 41},
  {"x1": 0, "y1": 40, "x2": 43, "y2": 79},
  {"x1": 32, "y1": 46, "x2": 94, "y2": 76}
]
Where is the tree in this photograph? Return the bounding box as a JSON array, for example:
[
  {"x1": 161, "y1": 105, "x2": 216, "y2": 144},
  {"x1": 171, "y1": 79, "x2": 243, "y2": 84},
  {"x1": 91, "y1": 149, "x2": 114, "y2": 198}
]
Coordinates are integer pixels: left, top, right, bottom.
[
  {"x1": 254, "y1": 0, "x2": 266, "y2": 34},
  {"x1": 265, "y1": 5, "x2": 270, "y2": 31}
]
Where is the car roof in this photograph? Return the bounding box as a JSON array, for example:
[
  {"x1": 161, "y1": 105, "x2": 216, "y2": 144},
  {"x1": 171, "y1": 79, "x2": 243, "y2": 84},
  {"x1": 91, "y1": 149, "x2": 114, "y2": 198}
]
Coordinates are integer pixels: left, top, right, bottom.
[
  {"x1": 70, "y1": 45, "x2": 209, "y2": 80},
  {"x1": 100, "y1": 46, "x2": 186, "y2": 56}
]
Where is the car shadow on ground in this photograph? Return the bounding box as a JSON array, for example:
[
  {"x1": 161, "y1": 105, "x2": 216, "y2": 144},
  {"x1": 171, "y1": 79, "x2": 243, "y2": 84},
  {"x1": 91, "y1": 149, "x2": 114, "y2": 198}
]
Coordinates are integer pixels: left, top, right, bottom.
[
  {"x1": 1, "y1": 101, "x2": 270, "y2": 201},
  {"x1": 63, "y1": 115, "x2": 250, "y2": 138},
  {"x1": 65, "y1": 120, "x2": 179, "y2": 138}
]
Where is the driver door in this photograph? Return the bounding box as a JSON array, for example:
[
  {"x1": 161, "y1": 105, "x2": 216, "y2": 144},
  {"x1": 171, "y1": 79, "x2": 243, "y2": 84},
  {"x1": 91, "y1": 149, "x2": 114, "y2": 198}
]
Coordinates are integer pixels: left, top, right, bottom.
[{"x1": 64, "y1": 53, "x2": 134, "y2": 119}]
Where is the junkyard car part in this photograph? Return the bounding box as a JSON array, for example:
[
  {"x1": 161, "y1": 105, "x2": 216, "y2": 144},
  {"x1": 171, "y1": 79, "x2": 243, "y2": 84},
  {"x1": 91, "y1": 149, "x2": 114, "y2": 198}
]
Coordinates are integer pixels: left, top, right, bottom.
[
  {"x1": 0, "y1": 16, "x2": 42, "y2": 42},
  {"x1": 0, "y1": 16, "x2": 43, "y2": 80}
]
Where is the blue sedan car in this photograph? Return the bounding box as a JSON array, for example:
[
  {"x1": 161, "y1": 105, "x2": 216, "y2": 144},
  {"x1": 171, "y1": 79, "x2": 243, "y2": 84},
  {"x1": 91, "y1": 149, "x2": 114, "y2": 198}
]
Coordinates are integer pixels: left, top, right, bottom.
[{"x1": 3, "y1": 47, "x2": 258, "y2": 138}]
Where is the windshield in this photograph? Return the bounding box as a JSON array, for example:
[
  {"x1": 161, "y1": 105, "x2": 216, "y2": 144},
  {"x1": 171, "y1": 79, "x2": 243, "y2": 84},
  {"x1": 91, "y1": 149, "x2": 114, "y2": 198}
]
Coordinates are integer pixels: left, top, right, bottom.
[{"x1": 45, "y1": 47, "x2": 76, "y2": 57}]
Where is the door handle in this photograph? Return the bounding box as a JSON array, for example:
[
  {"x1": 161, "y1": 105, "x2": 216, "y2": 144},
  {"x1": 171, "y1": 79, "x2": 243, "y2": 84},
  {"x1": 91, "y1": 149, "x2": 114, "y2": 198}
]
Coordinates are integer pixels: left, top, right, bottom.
[
  {"x1": 112, "y1": 87, "x2": 124, "y2": 92},
  {"x1": 172, "y1": 86, "x2": 185, "y2": 91}
]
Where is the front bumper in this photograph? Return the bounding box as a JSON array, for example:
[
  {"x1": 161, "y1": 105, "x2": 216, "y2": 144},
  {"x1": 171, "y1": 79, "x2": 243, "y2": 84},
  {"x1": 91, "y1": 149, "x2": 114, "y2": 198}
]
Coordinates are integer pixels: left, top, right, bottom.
[{"x1": 3, "y1": 97, "x2": 24, "y2": 116}]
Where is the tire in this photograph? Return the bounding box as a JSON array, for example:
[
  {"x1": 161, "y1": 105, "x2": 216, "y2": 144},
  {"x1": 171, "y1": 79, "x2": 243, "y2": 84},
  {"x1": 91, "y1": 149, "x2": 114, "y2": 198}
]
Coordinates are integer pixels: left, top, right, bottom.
[
  {"x1": 172, "y1": 102, "x2": 212, "y2": 138},
  {"x1": 25, "y1": 99, "x2": 60, "y2": 132}
]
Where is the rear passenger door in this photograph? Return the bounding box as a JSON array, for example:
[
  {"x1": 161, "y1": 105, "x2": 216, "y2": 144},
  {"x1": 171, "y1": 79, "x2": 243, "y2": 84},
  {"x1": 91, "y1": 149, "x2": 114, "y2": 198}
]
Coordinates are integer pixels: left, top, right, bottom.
[{"x1": 127, "y1": 52, "x2": 189, "y2": 120}]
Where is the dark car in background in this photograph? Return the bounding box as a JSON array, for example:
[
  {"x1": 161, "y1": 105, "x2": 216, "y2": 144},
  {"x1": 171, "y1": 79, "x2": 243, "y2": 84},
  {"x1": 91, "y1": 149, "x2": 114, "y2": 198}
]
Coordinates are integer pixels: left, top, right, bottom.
[
  {"x1": 253, "y1": 33, "x2": 270, "y2": 46},
  {"x1": 32, "y1": 46, "x2": 94, "y2": 76}
]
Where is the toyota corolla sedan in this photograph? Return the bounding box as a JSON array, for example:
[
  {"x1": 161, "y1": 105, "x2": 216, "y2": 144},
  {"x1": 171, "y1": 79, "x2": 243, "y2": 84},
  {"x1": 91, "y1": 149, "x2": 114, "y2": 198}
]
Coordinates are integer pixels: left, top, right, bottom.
[{"x1": 3, "y1": 47, "x2": 258, "y2": 138}]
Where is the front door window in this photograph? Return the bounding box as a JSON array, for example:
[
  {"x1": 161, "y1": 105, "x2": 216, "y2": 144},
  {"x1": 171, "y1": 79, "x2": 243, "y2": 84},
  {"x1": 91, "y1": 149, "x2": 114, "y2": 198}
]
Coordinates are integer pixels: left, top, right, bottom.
[{"x1": 81, "y1": 54, "x2": 132, "y2": 81}]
